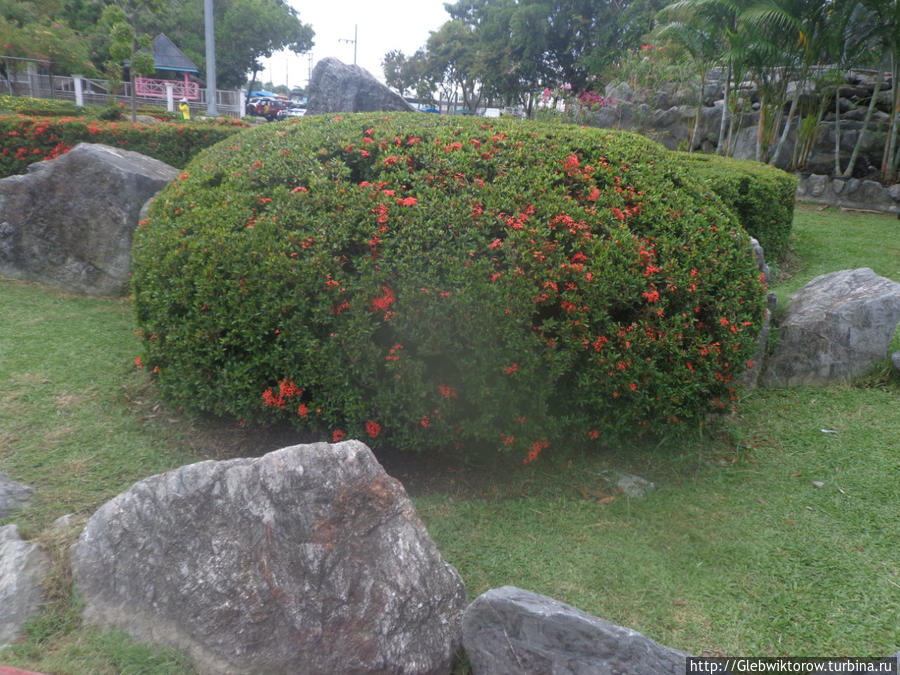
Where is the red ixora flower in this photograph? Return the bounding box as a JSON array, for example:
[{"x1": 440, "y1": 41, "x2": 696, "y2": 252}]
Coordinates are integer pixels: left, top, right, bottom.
[
  {"x1": 370, "y1": 285, "x2": 396, "y2": 316},
  {"x1": 365, "y1": 420, "x2": 381, "y2": 438},
  {"x1": 332, "y1": 429, "x2": 345, "y2": 443},
  {"x1": 396, "y1": 196, "x2": 418, "y2": 206},
  {"x1": 523, "y1": 440, "x2": 550, "y2": 464}
]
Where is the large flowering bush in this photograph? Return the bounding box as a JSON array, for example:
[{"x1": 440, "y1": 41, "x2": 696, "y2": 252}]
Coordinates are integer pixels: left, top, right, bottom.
[{"x1": 132, "y1": 113, "x2": 766, "y2": 460}]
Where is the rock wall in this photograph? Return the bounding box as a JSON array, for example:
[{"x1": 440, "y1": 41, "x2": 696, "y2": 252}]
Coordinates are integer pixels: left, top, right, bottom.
[{"x1": 795, "y1": 174, "x2": 900, "y2": 213}]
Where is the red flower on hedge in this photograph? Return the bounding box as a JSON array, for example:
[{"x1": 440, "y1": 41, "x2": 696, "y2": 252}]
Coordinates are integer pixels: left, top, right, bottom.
[
  {"x1": 332, "y1": 429, "x2": 345, "y2": 442},
  {"x1": 365, "y1": 420, "x2": 381, "y2": 438},
  {"x1": 397, "y1": 196, "x2": 418, "y2": 206},
  {"x1": 642, "y1": 289, "x2": 660, "y2": 303},
  {"x1": 370, "y1": 285, "x2": 396, "y2": 316}
]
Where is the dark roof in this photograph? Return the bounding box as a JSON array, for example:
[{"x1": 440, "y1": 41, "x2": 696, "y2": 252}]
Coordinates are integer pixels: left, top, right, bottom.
[{"x1": 142, "y1": 34, "x2": 200, "y2": 74}]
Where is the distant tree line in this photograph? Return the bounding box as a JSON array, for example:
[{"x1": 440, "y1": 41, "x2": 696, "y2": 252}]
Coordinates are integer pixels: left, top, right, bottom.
[
  {"x1": 385, "y1": 0, "x2": 900, "y2": 177},
  {"x1": 0, "y1": 0, "x2": 313, "y2": 90}
]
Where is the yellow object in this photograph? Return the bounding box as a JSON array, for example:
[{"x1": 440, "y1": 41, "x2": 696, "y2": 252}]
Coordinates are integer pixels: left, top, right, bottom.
[{"x1": 178, "y1": 102, "x2": 190, "y2": 121}]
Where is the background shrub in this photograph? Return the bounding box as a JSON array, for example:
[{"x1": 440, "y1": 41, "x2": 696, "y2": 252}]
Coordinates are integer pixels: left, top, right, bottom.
[
  {"x1": 0, "y1": 94, "x2": 83, "y2": 117},
  {"x1": 676, "y1": 152, "x2": 798, "y2": 260},
  {"x1": 0, "y1": 110, "x2": 249, "y2": 177},
  {"x1": 132, "y1": 113, "x2": 767, "y2": 458}
]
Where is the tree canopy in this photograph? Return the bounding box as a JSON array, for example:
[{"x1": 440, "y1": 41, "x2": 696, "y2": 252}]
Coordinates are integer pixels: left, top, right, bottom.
[{"x1": 2, "y1": 0, "x2": 313, "y2": 89}]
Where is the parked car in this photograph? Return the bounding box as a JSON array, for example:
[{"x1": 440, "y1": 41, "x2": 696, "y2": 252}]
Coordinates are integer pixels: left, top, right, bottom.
[{"x1": 277, "y1": 104, "x2": 306, "y2": 119}]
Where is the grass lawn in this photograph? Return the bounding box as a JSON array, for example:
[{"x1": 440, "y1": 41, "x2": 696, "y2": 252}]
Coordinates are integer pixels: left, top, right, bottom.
[{"x1": 0, "y1": 203, "x2": 898, "y2": 671}]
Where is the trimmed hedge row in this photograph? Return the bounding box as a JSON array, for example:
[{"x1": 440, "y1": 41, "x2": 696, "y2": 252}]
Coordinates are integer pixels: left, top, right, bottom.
[
  {"x1": 133, "y1": 113, "x2": 767, "y2": 459},
  {"x1": 676, "y1": 152, "x2": 798, "y2": 260},
  {"x1": 0, "y1": 113, "x2": 249, "y2": 177}
]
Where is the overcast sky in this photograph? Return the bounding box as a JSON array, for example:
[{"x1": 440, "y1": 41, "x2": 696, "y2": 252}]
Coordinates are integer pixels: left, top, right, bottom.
[{"x1": 259, "y1": 0, "x2": 452, "y2": 90}]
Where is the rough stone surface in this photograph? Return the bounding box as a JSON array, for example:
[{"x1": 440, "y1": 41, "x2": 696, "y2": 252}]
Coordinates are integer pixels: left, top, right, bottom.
[
  {"x1": 463, "y1": 586, "x2": 690, "y2": 675},
  {"x1": 0, "y1": 524, "x2": 50, "y2": 646},
  {"x1": 795, "y1": 174, "x2": 900, "y2": 214},
  {"x1": 762, "y1": 268, "x2": 900, "y2": 387},
  {"x1": 0, "y1": 471, "x2": 32, "y2": 518},
  {"x1": 892, "y1": 351, "x2": 900, "y2": 374},
  {"x1": 750, "y1": 237, "x2": 771, "y2": 286},
  {"x1": 615, "y1": 473, "x2": 656, "y2": 499},
  {"x1": 306, "y1": 57, "x2": 416, "y2": 115},
  {"x1": 71, "y1": 441, "x2": 467, "y2": 675},
  {"x1": 0, "y1": 143, "x2": 178, "y2": 296}
]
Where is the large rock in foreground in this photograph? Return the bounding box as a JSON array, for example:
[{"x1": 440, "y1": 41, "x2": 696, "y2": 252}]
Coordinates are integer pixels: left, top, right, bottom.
[
  {"x1": 71, "y1": 441, "x2": 467, "y2": 674},
  {"x1": 0, "y1": 143, "x2": 178, "y2": 296},
  {"x1": 0, "y1": 524, "x2": 50, "y2": 646},
  {"x1": 463, "y1": 586, "x2": 690, "y2": 674},
  {"x1": 306, "y1": 57, "x2": 416, "y2": 115},
  {"x1": 762, "y1": 268, "x2": 900, "y2": 387}
]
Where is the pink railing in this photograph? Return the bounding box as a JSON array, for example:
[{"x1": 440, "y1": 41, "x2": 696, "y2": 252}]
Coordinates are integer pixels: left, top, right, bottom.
[{"x1": 134, "y1": 77, "x2": 199, "y2": 100}]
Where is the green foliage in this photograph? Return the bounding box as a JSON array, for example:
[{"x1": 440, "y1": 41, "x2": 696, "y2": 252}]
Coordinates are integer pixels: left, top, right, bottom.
[
  {"x1": 605, "y1": 43, "x2": 695, "y2": 99},
  {"x1": 132, "y1": 112, "x2": 767, "y2": 459},
  {"x1": 0, "y1": 15, "x2": 97, "y2": 75},
  {"x1": 0, "y1": 94, "x2": 81, "y2": 116},
  {"x1": 0, "y1": 112, "x2": 249, "y2": 177},
  {"x1": 676, "y1": 152, "x2": 798, "y2": 259}
]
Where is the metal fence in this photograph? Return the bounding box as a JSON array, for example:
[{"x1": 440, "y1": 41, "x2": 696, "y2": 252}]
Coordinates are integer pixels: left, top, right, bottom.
[{"x1": 0, "y1": 61, "x2": 244, "y2": 118}]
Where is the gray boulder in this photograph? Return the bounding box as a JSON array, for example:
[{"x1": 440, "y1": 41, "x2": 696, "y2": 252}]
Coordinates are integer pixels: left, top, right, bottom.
[
  {"x1": 0, "y1": 143, "x2": 178, "y2": 296},
  {"x1": 0, "y1": 524, "x2": 50, "y2": 646},
  {"x1": 892, "y1": 351, "x2": 900, "y2": 374},
  {"x1": 71, "y1": 440, "x2": 467, "y2": 675},
  {"x1": 762, "y1": 268, "x2": 900, "y2": 387},
  {"x1": 0, "y1": 471, "x2": 32, "y2": 518},
  {"x1": 306, "y1": 57, "x2": 416, "y2": 115},
  {"x1": 463, "y1": 586, "x2": 690, "y2": 674}
]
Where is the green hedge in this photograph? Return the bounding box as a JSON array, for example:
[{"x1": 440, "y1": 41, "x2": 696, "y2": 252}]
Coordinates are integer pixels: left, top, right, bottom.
[
  {"x1": 0, "y1": 113, "x2": 249, "y2": 177},
  {"x1": 132, "y1": 113, "x2": 767, "y2": 459},
  {"x1": 676, "y1": 152, "x2": 797, "y2": 260}
]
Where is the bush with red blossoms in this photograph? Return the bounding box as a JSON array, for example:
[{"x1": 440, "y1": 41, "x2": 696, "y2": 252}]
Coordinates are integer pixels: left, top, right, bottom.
[
  {"x1": 0, "y1": 112, "x2": 248, "y2": 178},
  {"x1": 132, "y1": 113, "x2": 767, "y2": 460}
]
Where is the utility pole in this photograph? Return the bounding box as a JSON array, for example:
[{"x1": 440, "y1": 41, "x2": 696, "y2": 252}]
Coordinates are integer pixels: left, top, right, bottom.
[{"x1": 204, "y1": 0, "x2": 217, "y2": 115}]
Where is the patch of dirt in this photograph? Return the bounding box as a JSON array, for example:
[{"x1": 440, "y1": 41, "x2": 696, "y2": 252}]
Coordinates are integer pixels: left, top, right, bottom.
[{"x1": 120, "y1": 372, "x2": 512, "y2": 498}]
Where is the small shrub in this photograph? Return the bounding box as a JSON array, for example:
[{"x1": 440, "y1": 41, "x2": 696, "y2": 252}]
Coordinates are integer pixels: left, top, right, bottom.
[
  {"x1": 0, "y1": 94, "x2": 82, "y2": 117},
  {"x1": 676, "y1": 152, "x2": 798, "y2": 260},
  {"x1": 132, "y1": 113, "x2": 767, "y2": 459},
  {"x1": 97, "y1": 103, "x2": 124, "y2": 121}
]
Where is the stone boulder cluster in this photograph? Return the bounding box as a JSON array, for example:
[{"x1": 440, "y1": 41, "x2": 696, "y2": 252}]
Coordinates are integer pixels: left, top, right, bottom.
[
  {"x1": 596, "y1": 68, "x2": 891, "y2": 178},
  {"x1": 1, "y1": 441, "x2": 692, "y2": 674}
]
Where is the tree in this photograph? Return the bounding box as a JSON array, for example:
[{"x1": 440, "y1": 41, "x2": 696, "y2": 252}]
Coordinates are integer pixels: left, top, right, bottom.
[
  {"x1": 425, "y1": 19, "x2": 485, "y2": 111},
  {"x1": 102, "y1": 0, "x2": 161, "y2": 121},
  {"x1": 138, "y1": 0, "x2": 312, "y2": 90},
  {"x1": 652, "y1": 18, "x2": 720, "y2": 150}
]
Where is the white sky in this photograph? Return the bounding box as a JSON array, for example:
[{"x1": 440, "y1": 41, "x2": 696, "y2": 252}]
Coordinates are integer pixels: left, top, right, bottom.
[{"x1": 260, "y1": 0, "x2": 452, "y2": 90}]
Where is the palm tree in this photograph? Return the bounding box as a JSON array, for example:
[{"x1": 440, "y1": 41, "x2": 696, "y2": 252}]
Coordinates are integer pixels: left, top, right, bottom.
[
  {"x1": 652, "y1": 18, "x2": 721, "y2": 150},
  {"x1": 657, "y1": 0, "x2": 748, "y2": 155}
]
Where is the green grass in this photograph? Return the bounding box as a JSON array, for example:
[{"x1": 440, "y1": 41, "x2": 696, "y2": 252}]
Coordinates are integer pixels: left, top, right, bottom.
[{"x1": 1, "y1": 203, "x2": 898, "y2": 671}]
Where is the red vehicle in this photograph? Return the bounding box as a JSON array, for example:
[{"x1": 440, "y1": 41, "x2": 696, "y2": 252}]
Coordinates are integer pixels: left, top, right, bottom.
[{"x1": 246, "y1": 97, "x2": 289, "y2": 121}]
